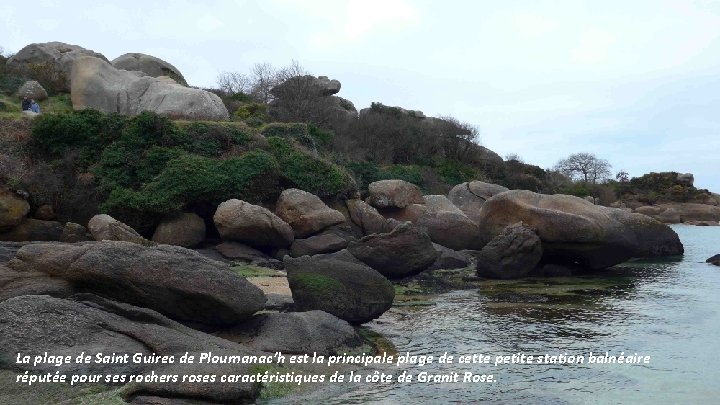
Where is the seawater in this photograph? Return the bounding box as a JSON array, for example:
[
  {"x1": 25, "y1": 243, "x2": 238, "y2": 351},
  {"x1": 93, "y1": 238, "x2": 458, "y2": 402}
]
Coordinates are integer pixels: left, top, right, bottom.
[{"x1": 273, "y1": 225, "x2": 720, "y2": 404}]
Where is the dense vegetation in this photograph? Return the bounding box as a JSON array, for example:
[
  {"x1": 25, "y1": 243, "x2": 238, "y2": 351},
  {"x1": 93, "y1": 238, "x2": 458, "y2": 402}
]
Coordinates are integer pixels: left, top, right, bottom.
[{"x1": 10, "y1": 110, "x2": 357, "y2": 233}]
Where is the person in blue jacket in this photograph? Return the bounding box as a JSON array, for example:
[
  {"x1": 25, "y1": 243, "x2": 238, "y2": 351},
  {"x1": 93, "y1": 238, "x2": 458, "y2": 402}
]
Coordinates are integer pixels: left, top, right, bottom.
[{"x1": 30, "y1": 99, "x2": 40, "y2": 113}]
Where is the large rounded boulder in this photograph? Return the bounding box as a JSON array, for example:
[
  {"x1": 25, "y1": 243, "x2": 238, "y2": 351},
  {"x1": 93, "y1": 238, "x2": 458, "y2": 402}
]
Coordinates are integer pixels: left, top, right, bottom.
[
  {"x1": 151, "y1": 213, "x2": 206, "y2": 247},
  {"x1": 214, "y1": 199, "x2": 294, "y2": 248},
  {"x1": 112, "y1": 52, "x2": 187, "y2": 85},
  {"x1": 7, "y1": 41, "x2": 108, "y2": 91},
  {"x1": 448, "y1": 181, "x2": 508, "y2": 224},
  {"x1": 275, "y1": 189, "x2": 345, "y2": 238},
  {"x1": 476, "y1": 222, "x2": 543, "y2": 279},
  {"x1": 88, "y1": 214, "x2": 149, "y2": 245},
  {"x1": 415, "y1": 195, "x2": 481, "y2": 250},
  {"x1": 367, "y1": 179, "x2": 424, "y2": 209},
  {"x1": 0, "y1": 188, "x2": 30, "y2": 231},
  {"x1": 347, "y1": 222, "x2": 439, "y2": 278},
  {"x1": 16, "y1": 80, "x2": 48, "y2": 100},
  {"x1": 7, "y1": 241, "x2": 266, "y2": 326},
  {"x1": 71, "y1": 56, "x2": 229, "y2": 120},
  {"x1": 476, "y1": 190, "x2": 683, "y2": 269},
  {"x1": 284, "y1": 250, "x2": 394, "y2": 324}
]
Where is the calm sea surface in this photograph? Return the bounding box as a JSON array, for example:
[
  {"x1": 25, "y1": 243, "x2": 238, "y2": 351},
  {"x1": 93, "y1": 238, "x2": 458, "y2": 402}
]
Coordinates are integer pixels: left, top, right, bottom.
[{"x1": 274, "y1": 225, "x2": 720, "y2": 404}]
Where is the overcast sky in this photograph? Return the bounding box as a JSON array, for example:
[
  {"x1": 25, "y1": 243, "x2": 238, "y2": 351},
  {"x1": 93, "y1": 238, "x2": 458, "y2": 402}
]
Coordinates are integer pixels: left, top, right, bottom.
[{"x1": 2, "y1": 0, "x2": 719, "y2": 191}]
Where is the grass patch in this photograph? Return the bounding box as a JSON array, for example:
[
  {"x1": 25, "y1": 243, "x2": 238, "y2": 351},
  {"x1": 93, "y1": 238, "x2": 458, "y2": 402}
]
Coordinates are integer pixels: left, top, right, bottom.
[
  {"x1": 249, "y1": 365, "x2": 298, "y2": 400},
  {"x1": 357, "y1": 328, "x2": 398, "y2": 357}
]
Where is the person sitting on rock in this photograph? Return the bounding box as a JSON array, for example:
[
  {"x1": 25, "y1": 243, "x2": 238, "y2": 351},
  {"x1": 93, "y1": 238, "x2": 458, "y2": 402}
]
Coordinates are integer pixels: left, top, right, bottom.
[
  {"x1": 30, "y1": 99, "x2": 40, "y2": 113},
  {"x1": 21, "y1": 96, "x2": 31, "y2": 111}
]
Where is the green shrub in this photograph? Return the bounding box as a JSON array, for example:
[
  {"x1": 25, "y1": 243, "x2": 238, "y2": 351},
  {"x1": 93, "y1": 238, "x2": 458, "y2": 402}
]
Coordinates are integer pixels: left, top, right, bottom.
[
  {"x1": 434, "y1": 159, "x2": 481, "y2": 186},
  {"x1": 378, "y1": 165, "x2": 425, "y2": 188},
  {"x1": 345, "y1": 161, "x2": 381, "y2": 192},
  {"x1": 31, "y1": 109, "x2": 124, "y2": 165},
  {"x1": 0, "y1": 75, "x2": 25, "y2": 95},
  {"x1": 261, "y1": 122, "x2": 333, "y2": 150},
  {"x1": 101, "y1": 151, "x2": 280, "y2": 232},
  {"x1": 234, "y1": 102, "x2": 268, "y2": 122},
  {"x1": 267, "y1": 136, "x2": 356, "y2": 198}
]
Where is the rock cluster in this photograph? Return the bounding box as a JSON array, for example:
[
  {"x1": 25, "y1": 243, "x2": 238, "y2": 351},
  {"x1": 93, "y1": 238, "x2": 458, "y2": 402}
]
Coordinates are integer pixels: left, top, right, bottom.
[{"x1": 71, "y1": 56, "x2": 229, "y2": 120}]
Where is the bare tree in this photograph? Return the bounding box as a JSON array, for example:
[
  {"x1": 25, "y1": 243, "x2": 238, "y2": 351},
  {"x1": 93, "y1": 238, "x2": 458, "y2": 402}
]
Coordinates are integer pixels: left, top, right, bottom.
[
  {"x1": 216, "y1": 71, "x2": 251, "y2": 96},
  {"x1": 216, "y1": 60, "x2": 308, "y2": 103},
  {"x1": 554, "y1": 152, "x2": 612, "y2": 184}
]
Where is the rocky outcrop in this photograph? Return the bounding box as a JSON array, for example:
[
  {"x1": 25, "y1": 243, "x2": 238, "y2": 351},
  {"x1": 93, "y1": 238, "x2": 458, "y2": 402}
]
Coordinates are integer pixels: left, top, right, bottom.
[
  {"x1": 0, "y1": 187, "x2": 30, "y2": 231},
  {"x1": 218, "y1": 311, "x2": 362, "y2": 355},
  {"x1": 0, "y1": 295, "x2": 262, "y2": 403},
  {"x1": 707, "y1": 254, "x2": 720, "y2": 266},
  {"x1": 476, "y1": 222, "x2": 543, "y2": 279},
  {"x1": 112, "y1": 52, "x2": 187, "y2": 85},
  {"x1": 0, "y1": 218, "x2": 64, "y2": 241},
  {"x1": 88, "y1": 214, "x2": 149, "y2": 245},
  {"x1": 367, "y1": 179, "x2": 424, "y2": 209},
  {"x1": 634, "y1": 203, "x2": 720, "y2": 224},
  {"x1": 275, "y1": 189, "x2": 345, "y2": 238},
  {"x1": 7, "y1": 241, "x2": 266, "y2": 326},
  {"x1": 151, "y1": 213, "x2": 206, "y2": 247},
  {"x1": 0, "y1": 262, "x2": 75, "y2": 302},
  {"x1": 346, "y1": 199, "x2": 392, "y2": 235},
  {"x1": 16, "y1": 80, "x2": 48, "y2": 100},
  {"x1": 284, "y1": 250, "x2": 394, "y2": 324},
  {"x1": 60, "y1": 222, "x2": 91, "y2": 243},
  {"x1": 347, "y1": 222, "x2": 438, "y2": 278},
  {"x1": 271, "y1": 75, "x2": 341, "y2": 98},
  {"x1": 476, "y1": 190, "x2": 683, "y2": 270},
  {"x1": 214, "y1": 199, "x2": 294, "y2": 248},
  {"x1": 448, "y1": 181, "x2": 509, "y2": 224},
  {"x1": 71, "y1": 56, "x2": 229, "y2": 120},
  {"x1": 7, "y1": 41, "x2": 108, "y2": 91},
  {"x1": 676, "y1": 173, "x2": 694, "y2": 186}
]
